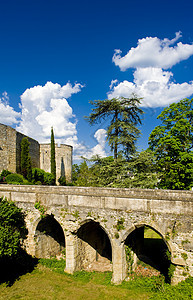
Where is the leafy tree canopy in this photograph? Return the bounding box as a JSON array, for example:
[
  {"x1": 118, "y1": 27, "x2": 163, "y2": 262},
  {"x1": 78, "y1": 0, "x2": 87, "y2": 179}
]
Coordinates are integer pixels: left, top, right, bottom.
[
  {"x1": 85, "y1": 96, "x2": 144, "y2": 159},
  {"x1": 148, "y1": 98, "x2": 193, "y2": 190},
  {"x1": 72, "y1": 150, "x2": 158, "y2": 189},
  {"x1": 0, "y1": 197, "x2": 27, "y2": 258}
]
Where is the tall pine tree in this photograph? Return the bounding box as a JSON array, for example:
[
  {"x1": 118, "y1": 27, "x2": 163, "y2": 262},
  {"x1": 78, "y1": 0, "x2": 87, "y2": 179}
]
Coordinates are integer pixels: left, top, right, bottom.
[
  {"x1": 51, "y1": 127, "x2": 56, "y2": 184},
  {"x1": 85, "y1": 96, "x2": 143, "y2": 159}
]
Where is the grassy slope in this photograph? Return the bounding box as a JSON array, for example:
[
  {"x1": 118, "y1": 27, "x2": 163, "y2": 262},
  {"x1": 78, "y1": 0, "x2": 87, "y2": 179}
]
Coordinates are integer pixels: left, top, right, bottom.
[
  {"x1": 0, "y1": 265, "x2": 150, "y2": 300},
  {"x1": 0, "y1": 255, "x2": 193, "y2": 300}
]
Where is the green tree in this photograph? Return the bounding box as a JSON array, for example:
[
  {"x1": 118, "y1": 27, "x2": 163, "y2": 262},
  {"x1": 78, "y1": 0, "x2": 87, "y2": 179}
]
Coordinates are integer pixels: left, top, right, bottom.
[
  {"x1": 72, "y1": 151, "x2": 158, "y2": 189},
  {"x1": 148, "y1": 98, "x2": 193, "y2": 190},
  {"x1": 51, "y1": 127, "x2": 56, "y2": 184},
  {"x1": 85, "y1": 96, "x2": 143, "y2": 159},
  {"x1": 21, "y1": 137, "x2": 32, "y2": 181},
  {"x1": 72, "y1": 160, "x2": 91, "y2": 186},
  {"x1": 121, "y1": 150, "x2": 159, "y2": 189},
  {"x1": 0, "y1": 197, "x2": 27, "y2": 258}
]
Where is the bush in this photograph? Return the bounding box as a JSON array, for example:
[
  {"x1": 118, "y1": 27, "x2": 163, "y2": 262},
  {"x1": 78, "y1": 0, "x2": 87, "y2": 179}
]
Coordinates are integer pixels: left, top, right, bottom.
[
  {"x1": 32, "y1": 168, "x2": 44, "y2": 184},
  {"x1": 6, "y1": 174, "x2": 24, "y2": 184},
  {"x1": 0, "y1": 170, "x2": 12, "y2": 183},
  {"x1": 32, "y1": 168, "x2": 55, "y2": 185},
  {"x1": 1, "y1": 170, "x2": 12, "y2": 177},
  {"x1": 0, "y1": 197, "x2": 27, "y2": 258},
  {"x1": 43, "y1": 172, "x2": 55, "y2": 185},
  {"x1": 58, "y1": 176, "x2": 66, "y2": 186}
]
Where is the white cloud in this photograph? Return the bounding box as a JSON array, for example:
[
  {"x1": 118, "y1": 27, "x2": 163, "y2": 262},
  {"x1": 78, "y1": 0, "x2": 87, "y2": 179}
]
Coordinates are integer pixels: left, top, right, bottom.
[
  {"x1": 89, "y1": 129, "x2": 107, "y2": 158},
  {"x1": 71, "y1": 129, "x2": 107, "y2": 161},
  {"x1": 0, "y1": 92, "x2": 20, "y2": 125},
  {"x1": 109, "y1": 79, "x2": 118, "y2": 90},
  {"x1": 110, "y1": 33, "x2": 193, "y2": 107},
  {"x1": 16, "y1": 81, "x2": 107, "y2": 161},
  {"x1": 113, "y1": 32, "x2": 193, "y2": 71},
  {"x1": 16, "y1": 81, "x2": 82, "y2": 142},
  {"x1": 108, "y1": 67, "x2": 193, "y2": 107}
]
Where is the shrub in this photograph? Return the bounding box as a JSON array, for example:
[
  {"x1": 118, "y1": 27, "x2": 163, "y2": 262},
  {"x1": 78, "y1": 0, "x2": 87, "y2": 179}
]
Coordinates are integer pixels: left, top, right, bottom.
[
  {"x1": 58, "y1": 176, "x2": 66, "y2": 186},
  {"x1": 0, "y1": 197, "x2": 27, "y2": 257},
  {"x1": 32, "y1": 168, "x2": 55, "y2": 185},
  {"x1": 1, "y1": 170, "x2": 12, "y2": 177},
  {"x1": 32, "y1": 168, "x2": 45, "y2": 183},
  {"x1": 0, "y1": 170, "x2": 12, "y2": 183},
  {"x1": 43, "y1": 172, "x2": 55, "y2": 185},
  {"x1": 6, "y1": 174, "x2": 24, "y2": 184}
]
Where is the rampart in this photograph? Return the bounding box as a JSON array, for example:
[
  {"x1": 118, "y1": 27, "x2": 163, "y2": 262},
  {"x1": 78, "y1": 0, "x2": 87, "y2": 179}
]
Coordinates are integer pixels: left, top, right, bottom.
[
  {"x1": 0, "y1": 123, "x2": 72, "y2": 182},
  {"x1": 0, "y1": 123, "x2": 40, "y2": 173}
]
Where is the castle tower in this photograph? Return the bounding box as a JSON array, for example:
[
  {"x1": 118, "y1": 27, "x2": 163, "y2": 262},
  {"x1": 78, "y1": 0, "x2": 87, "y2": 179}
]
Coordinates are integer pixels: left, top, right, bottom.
[{"x1": 40, "y1": 144, "x2": 72, "y2": 183}]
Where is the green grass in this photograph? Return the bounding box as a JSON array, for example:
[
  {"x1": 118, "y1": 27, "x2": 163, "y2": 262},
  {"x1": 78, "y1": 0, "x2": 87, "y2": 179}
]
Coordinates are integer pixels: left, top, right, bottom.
[
  {"x1": 0, "y1": 265, "x2": 151, "y2": 299},
  {"x1": 0, "y1": 258, "x2": 192, "y2": 299},
  {"x1": 144, "y1": 227, "x2": 162, "y2": 239}
]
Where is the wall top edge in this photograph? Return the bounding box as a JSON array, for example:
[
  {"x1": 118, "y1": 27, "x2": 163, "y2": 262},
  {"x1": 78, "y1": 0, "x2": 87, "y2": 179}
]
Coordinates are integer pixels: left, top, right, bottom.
[
  {"x1": 40, "y1": 143, "x2": 73, "y2": 148},
  {"x1": 0, "y1": 184, "x2": 192, "y2": 202}
]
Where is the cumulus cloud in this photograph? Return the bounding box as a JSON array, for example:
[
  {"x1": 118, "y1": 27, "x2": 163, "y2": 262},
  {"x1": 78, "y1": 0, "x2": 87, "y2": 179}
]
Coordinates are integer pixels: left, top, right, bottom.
[
  {"x1": 0, "y1": 92, "x2": 20, "y2": 125},
  {"x1": 108, "y1": 68, "x2": 193, "y2": 107},
  {"x1": 110, "y1": 33, "x2": 193, "y2": 107},
  {"x1": 71, "y1": 129, "x2": 107, "y2": 161},
  {"x1": 89, "y1": 129, "x2": 107, "y2": 158},
  {"x1": 16, "y1": 81, "x2": 82, "y2": 142},
  {"x1": 113, "y1": 32, "x2": 193, "y2": 71},
  {"x1": 16, "y1": 81, "x2": 107, "y2": 161}
]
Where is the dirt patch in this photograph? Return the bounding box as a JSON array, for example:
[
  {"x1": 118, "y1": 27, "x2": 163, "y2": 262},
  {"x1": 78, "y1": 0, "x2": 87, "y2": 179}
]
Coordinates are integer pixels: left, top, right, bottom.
[
  {"x1": 84, "y1": 256, "x2": 112, "y2": 272},
  {"x1": 132, "y1": 264, "x2": 160, "y2": 278}
]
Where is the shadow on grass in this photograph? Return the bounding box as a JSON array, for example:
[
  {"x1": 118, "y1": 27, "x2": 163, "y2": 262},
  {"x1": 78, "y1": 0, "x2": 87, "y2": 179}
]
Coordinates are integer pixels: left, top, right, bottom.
[{"x1": 0, "y1": 249, "x2": 38, "y2": 286}]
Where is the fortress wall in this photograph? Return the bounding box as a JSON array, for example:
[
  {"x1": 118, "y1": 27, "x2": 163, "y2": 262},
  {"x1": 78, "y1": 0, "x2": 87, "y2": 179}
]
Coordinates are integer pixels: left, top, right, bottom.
[
  {"x1": 0, "y1": 124, "x2": 72, "y2": 182},
  {"x1": 40, "y1": 144, "x2": 51, "y2": 173},
  {"x1": 55, "y1": 144, "x2": 72, "y2": 183},
  {"x1": 0, "y1": 124, "x2": 17, "y2": 173},
  {"x1": 16, "y1": 132, "x2": 40, "y2": 173},
  {"x1": 40, "y1": 143, "x2": 72, "y2": 183}
]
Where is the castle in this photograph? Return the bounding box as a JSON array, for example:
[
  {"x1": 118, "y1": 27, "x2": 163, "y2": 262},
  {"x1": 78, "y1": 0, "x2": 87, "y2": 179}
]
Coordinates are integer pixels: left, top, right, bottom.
[{"x1": 0, "y1": 123, "x2": 72, "y2": 183}]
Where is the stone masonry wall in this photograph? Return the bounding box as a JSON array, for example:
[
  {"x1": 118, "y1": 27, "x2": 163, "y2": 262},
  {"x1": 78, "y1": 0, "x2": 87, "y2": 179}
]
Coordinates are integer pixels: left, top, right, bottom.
[
  {"x1": 0, "y1": 124, "x2": 72, "y2": 181},
  {"x1": 40, "y1": 143, "x2": 72, "y2": 183},
  {"x1": 16, "y1": 132, "x2": 40, "y2": 173},
  {"x1": 0, "y1": 123, "x2": 40, "y2": 173},
  {"x1": 0, "y1": 185, "x2": 192, "y2": 284},
  {"x1": 0, "y1": 124, "x2": 17, "y2": 173}
]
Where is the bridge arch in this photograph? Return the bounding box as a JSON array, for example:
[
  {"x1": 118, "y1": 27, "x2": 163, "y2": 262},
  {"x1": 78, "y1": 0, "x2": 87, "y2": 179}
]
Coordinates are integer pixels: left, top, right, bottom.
[
  {"x1": 122, "y1": 223, "x2": 172, "y2": 280},
  {"x1": 34, "y1": 214, "x2": 65, "y2": 259},
  {"x1": 75, "y1": 219, "x2": 112, "y2": 272},
  {"x1": 122, "y1": 222, "x2": 172, "y2": 253}
]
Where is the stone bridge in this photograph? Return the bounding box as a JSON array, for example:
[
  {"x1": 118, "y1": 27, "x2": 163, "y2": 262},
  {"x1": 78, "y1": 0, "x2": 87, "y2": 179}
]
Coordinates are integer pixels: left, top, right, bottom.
[{"x1": 0, "y1": 185, "x2": 193, "y2": 284}]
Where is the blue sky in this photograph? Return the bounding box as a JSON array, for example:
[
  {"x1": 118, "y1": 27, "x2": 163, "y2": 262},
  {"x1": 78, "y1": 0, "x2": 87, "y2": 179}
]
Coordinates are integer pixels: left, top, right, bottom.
[{"x1": 1, "y1": 0, "x2": 193, "y2": 162}]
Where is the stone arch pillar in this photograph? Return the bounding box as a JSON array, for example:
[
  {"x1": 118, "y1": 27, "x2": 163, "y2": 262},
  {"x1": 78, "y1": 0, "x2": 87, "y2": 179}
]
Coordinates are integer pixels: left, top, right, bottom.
[
  {"x1": 65, "y1": 232, "x2": 78, "y2": 274},
  {"x1": 111, "y1": 238, "x2": 127, "y2": 284}
]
